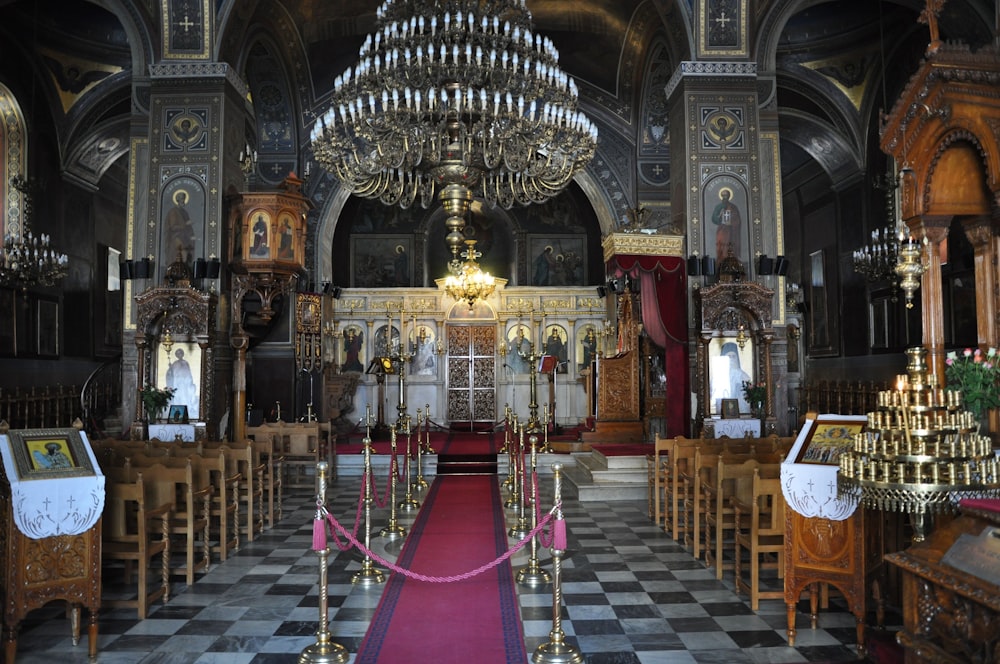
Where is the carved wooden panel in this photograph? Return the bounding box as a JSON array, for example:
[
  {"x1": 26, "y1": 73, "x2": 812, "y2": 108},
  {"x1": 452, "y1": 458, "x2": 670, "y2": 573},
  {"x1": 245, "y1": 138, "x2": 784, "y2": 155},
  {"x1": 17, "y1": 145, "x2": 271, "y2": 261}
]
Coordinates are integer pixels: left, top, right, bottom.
[
  {"x1": 0, "y1": 487, "x2": 101, "y2": 660},
  {"x1": 596, "y1": 349, "x2": 640, "y2": 421},
  {"x1": 886, "y1": 507, "x2": 1000, "y2": 664}
]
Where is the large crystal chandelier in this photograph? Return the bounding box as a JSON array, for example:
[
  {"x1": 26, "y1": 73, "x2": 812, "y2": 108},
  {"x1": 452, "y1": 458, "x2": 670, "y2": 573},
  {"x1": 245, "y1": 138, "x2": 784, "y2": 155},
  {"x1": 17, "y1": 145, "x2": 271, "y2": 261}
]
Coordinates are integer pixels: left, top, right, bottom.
[
  {"x1": 0, "y1": 176, "x2": 68, "y2": 292},
  {"x1": 310, "y1": 0, "x2": 598, "y2": 269},
  {"x1": 443, "y1": 239, "x2": 496, "y2": 306}
]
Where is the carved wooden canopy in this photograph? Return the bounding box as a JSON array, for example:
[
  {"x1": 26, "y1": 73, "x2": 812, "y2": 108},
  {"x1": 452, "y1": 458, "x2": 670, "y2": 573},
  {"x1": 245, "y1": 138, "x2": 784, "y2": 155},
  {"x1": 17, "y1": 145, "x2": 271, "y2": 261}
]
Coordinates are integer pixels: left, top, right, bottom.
[
  {"x1": 696, "y1": 280, "x2": 774, "y2": 333},
  {"x1": 880, "y1": 42, "x2": 1000, "y2": 220},
  {"x1": 134, "y1": 285, "x2": 216, "y2": 343}
]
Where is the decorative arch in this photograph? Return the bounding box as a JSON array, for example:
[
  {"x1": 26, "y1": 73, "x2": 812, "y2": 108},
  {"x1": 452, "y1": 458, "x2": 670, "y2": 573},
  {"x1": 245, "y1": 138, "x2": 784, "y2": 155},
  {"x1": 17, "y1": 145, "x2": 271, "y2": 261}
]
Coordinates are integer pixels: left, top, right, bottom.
[
  {"x1": 922, "y1": 131, "x2": 992, "y2": 217},
  {"x1": 0, "y1": 83, "x2": 26, "y2": 240},
  {"x1": 244, "y1": 37, "x2": 299, "y2": 186},
  {"x1": 133, "y1": 284, "x2": 217, "y2": 436}
]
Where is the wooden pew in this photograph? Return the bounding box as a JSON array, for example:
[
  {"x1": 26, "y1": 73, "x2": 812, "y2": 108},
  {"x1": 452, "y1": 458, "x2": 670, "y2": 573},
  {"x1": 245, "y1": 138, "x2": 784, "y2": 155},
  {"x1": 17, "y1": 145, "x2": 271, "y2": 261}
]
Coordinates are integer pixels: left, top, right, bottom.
[
  {"x1": 102, "y1": 473, "x2": 172, "y2": 619},
  {"x1": 647, "y1": 433, "x2": 672, "y2": 525},
  {"x1": 732, "y1": 467, "x2": 787, "y2": 610},
  {"x1": 703, "y1": 454, "x2": 781, "y2": 579}
]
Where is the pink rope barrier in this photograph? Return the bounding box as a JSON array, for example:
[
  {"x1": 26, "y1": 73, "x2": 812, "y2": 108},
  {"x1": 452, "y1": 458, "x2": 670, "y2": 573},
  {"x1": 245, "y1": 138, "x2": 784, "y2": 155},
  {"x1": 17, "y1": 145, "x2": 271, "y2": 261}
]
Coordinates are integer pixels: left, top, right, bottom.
[
  {"x1": 321, "y1": 502, "x2": 560, "y2": 583},
  {"x1": 370, "y1": 454, "x2": 397, "y2": 509},
  {"x1": 314, "y1": 477, "x2": 367, "y2": 552}
]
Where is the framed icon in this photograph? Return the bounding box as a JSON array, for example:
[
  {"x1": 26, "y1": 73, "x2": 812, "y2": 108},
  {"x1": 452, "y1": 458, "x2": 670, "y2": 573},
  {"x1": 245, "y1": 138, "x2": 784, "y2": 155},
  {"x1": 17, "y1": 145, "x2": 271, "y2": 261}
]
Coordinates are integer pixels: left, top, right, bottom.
[
  {"x1": 168, "y1": 404, "x2": 189, "y2": 424},
  {"x1": 721, "y1": 399, "x2": 740, "y2": 419},
  {"x1": 793, "y1": 416, "x2": 866, "y2": 465},
  {"x1": 3, "y1": 427, "x2": 97, "y2": 480}
]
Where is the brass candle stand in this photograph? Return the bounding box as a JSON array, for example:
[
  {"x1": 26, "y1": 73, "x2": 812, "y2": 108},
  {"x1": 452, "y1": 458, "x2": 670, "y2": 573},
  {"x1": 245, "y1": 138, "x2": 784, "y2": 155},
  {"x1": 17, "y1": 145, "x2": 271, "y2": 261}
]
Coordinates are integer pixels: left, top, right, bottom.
[
  {"x1": 379, "y1": 425, "x2": 406, "y2": 540},
  {"x1": 352, "y1": 437, "x2": 386, "y2": 585},
  {"x1": 839, "y1": 346, "x2": 1000, "y2": 542},
  {"x1": 517, "y1": 434, "x2": 551, "y2": 587},
  {"x1": 532, "y1": 463, "x2": 582, "y2": 664},
  {"x1": 527, "y1": 346, "x2": 542, "y2": 432},
  {"x1": 299, "y1": 462, "x2": 349, "y2": 664}
]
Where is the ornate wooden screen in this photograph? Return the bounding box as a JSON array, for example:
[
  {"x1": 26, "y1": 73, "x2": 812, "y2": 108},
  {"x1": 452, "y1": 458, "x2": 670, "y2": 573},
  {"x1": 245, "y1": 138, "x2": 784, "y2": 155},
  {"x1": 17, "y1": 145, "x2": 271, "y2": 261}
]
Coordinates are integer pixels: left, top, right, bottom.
[{"x1": 446, "y1": 325, "x2": 496, "y2": 424}]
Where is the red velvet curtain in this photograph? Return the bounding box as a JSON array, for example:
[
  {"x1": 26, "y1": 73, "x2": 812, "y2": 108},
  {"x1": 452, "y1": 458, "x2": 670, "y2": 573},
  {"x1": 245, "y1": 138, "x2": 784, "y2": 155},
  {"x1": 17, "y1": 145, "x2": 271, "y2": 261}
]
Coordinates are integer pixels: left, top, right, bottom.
[{"x1": 608, "y1": 254, "x2": 689, "y2": 437}]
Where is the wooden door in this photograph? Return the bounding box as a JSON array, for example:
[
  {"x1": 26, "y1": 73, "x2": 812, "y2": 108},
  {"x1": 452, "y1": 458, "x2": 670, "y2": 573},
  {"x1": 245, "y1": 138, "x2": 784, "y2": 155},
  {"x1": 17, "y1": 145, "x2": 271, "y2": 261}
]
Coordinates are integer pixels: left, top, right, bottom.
[{"x1": 446, "y1": 325, "x2": 496, "y2": 425}]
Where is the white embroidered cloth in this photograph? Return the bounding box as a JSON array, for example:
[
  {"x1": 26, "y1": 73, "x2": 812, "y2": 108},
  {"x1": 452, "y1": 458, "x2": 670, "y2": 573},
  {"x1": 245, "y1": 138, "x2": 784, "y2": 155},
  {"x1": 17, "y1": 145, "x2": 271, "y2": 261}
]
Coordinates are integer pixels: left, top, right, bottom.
[
  {"x1": 0, "y1": 433, "x2": 105, "y2": 539},
  {"x1": 780, "y1": 415, "x2": 865, "y2": 521}
]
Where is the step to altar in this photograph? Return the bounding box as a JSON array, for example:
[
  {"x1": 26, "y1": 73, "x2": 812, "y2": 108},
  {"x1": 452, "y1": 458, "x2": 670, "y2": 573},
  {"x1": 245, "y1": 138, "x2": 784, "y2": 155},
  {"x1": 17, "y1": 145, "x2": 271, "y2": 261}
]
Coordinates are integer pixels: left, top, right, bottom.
[{"x1": 562, "y1": 449, "x2": 648, "y2": 502}]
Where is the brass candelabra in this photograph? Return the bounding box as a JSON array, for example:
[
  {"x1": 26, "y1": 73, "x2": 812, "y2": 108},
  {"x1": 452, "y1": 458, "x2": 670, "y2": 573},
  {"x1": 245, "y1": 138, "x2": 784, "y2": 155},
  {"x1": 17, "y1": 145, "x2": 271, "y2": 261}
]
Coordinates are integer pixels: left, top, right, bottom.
[{"x1": 838, "y1": 346, "x2": 1000, "y2": 541}]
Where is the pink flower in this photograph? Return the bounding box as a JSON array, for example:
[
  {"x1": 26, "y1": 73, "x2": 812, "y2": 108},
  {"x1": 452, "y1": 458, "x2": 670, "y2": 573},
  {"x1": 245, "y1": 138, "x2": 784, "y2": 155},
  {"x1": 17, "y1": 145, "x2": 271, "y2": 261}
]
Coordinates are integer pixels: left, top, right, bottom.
[
  {"x1": 964, "y1": 348, "x2": 973, "y2": 357},
  {"x1": 946, "y1": 358, "x2": 954, "y2": 366}
]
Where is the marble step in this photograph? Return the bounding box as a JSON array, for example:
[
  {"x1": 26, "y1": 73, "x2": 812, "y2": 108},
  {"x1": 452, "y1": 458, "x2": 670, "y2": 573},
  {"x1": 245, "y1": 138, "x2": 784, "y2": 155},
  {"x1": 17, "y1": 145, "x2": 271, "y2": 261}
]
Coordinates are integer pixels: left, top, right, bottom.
[{"x1": 562, "y1": 451, "x2": 648, "y2": 502}]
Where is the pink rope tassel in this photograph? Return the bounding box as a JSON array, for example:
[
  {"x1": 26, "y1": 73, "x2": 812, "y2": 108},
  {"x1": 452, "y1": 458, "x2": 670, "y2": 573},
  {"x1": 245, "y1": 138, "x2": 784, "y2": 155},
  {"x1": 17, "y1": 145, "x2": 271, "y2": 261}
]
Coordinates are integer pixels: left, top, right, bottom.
[
  {"x1": 553, "y1": 519, "x2": 567, "y2": 551},
  {"x1": 312, "y1": 517, "x2": 327, "y2": 551}
]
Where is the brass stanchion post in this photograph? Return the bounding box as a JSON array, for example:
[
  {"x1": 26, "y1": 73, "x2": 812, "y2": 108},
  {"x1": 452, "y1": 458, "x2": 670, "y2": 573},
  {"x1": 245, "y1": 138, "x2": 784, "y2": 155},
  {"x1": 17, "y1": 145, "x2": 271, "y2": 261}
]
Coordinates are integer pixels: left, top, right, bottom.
[
  {"x1": 399, "y1": 414, "x2": 420, "y2": 511},
  {"x1": 413, "y1": 410, "x2": 428, "y2": 490},
  {"x1": 539, "y1": 403, "x2": 552, "y2": 453},
  {"x1": 352, "y1": 437, "x2": 385, "y2": 585},
  {"x1": 509, "y1": 423, "x2": 530, "y2": 539},
  {"x1": 421, "y1": 402, "x2": 435, "y2": 453},
  {"x1": 299, "y1": 462, "x2": 348, "y2": 663},
  {"x1": 379, "y1": 425, "x2": 406, "y2": 540},
  {"x1": 532, "y1": 463, "x2": 582, "y2": 664},
  {"x1": 505, "y1": 414, "x2": 520, "y2": 507},
  {"x1": 500, "y1": 403, "x2": 512, "y2": 455},
  {"x1": 517, "y1": 434, "x2": 551, "y2": 586}
]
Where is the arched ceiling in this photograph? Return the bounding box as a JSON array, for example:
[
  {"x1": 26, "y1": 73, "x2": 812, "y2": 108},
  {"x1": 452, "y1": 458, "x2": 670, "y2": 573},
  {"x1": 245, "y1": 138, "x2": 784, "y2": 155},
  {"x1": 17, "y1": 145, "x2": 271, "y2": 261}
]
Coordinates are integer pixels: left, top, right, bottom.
[{"x1": 0, "y1": 0, "x2": 995, "y2": 201}]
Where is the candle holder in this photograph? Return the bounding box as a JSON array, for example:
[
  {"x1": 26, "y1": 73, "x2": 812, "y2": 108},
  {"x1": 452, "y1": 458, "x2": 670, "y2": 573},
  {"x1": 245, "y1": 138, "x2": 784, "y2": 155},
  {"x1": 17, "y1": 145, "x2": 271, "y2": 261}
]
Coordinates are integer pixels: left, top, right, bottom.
[{"x1": 839, "y1": 346, "x2": 1000, "y2": 542}]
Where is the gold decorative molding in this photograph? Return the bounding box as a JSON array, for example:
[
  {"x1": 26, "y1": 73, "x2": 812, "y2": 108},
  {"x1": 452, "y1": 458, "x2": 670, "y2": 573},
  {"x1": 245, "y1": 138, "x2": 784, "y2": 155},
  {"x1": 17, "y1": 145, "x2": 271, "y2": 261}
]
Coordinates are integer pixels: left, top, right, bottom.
[{"x1": 602, "y1": 232, "x2": 684, "y2": 262}]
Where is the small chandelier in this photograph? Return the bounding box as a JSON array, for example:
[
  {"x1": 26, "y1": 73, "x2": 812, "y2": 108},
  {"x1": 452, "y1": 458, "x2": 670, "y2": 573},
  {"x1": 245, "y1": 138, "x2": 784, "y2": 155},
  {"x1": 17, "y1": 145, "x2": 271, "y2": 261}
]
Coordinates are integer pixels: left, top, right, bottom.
[
  {"x1": 0, "y1": 176, "x2": 68, "y2": 292},
  {"x1": 310, "y1": 0, "x2": 597, "y2": 268},
  {"x1": 444, "y1": 239, "x2": 495, "y2": 307},
  {"x1": 852, "y1": 225, "x2": 899, "y2": 282},
  {"x1": 853, "y1": 167, "x2": 900, "y2": 282}
]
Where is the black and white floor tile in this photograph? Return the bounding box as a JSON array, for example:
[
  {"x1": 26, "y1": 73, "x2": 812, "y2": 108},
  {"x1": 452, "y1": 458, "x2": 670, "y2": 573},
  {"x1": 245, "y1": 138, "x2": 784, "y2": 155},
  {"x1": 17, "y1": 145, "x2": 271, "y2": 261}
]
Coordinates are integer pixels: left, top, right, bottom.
[{"x1": 11, "y1": 474, "x2": 878, "y2": 663}]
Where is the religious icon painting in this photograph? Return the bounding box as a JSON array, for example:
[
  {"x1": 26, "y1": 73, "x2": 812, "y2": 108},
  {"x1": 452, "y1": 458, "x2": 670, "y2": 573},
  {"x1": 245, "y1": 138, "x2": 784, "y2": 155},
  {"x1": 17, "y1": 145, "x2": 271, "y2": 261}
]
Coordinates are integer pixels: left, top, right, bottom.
[
  {"x1": 341, "y1": 325, "x2": 365, "y2": 373},
  {"x1": 576, "y1": 324, "x2": 598, "y2": 372},
  {"x1": 409, "y1": 322, "x2": 437, "y2": 377},
  {"x1": 543, "y1": 324, "x2": 568, "y2": 373}
]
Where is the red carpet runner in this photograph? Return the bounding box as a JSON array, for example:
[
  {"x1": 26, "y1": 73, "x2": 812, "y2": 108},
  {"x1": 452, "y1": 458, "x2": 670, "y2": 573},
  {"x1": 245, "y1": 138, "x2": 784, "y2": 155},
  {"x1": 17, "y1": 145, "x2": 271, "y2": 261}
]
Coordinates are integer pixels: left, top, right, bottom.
[{"x1": 354, "y1": 474, "x2": 527, "y2": 663}]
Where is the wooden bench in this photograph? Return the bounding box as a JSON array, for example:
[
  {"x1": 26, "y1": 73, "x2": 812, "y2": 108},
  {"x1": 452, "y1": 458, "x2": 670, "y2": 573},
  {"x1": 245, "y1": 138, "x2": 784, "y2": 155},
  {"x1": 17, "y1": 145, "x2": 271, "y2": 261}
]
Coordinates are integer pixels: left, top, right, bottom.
[
  {"x1": 732, "y1": 468, "x2": 787, "y2": 610},
  {"x1": 102, "y1": 473, "x2": 172, "y2": 619},
  {"x1": 703, "y1": 454, "x2": 781, "y2": 579}
]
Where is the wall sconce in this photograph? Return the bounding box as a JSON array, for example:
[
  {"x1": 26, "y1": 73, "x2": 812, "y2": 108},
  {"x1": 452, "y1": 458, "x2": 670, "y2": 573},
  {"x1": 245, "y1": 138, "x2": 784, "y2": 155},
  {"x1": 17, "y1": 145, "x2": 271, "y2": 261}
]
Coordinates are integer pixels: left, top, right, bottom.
[{"x1": 322, "y1": 282, "x2": 343, "y2": 299}]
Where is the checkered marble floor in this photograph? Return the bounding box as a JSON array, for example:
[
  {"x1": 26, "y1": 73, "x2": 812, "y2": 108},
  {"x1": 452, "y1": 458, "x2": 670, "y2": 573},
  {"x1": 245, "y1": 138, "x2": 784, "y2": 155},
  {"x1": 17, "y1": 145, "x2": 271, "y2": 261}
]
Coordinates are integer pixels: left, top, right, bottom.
[{"x1": 12, "y1": 473, "x2": 874, "y2": 663}]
